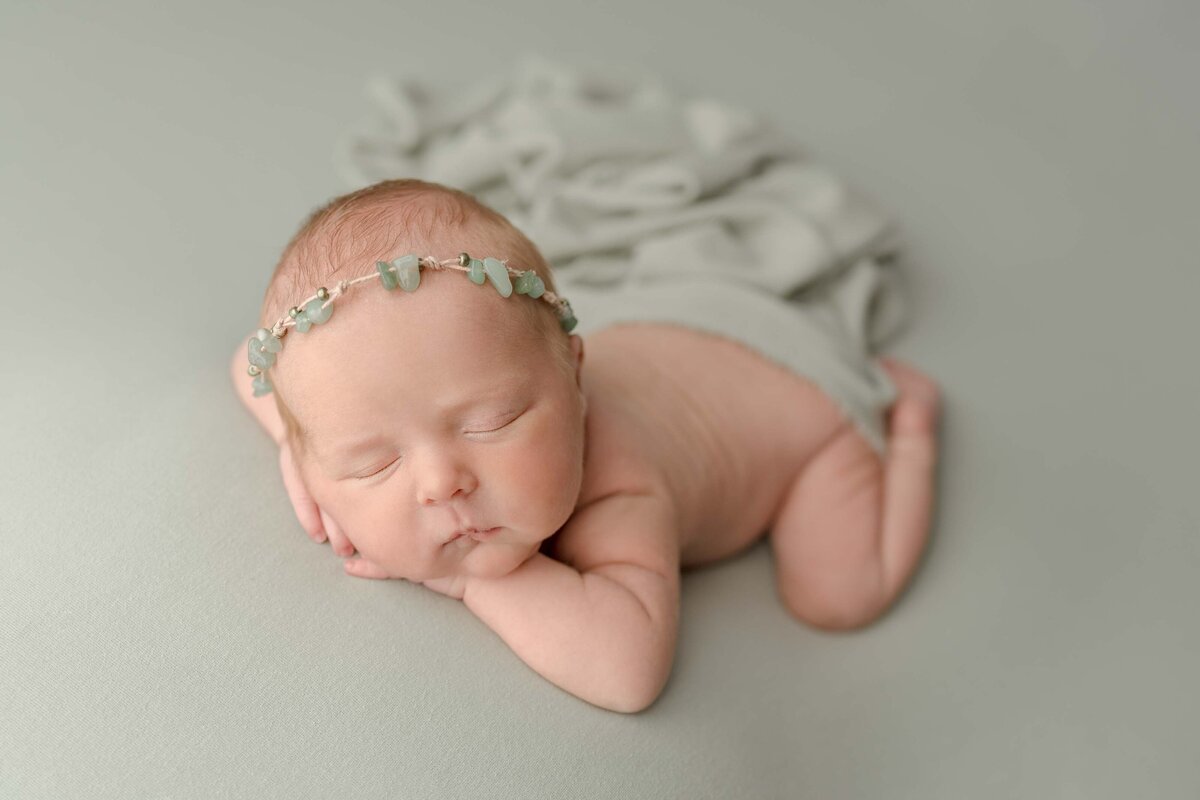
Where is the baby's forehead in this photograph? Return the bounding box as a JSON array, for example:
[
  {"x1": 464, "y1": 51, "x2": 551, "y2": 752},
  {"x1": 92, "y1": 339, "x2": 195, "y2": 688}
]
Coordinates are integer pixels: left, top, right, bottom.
[
  {"x1": 296, "y1": 316, "x2": 547, "y2": 404},
  {"x1": 342, "y1": 344, "x2": 540, "y2": 397},
  {"x1": 297, "y1": 346, "x2": 543, "y2": 458}
]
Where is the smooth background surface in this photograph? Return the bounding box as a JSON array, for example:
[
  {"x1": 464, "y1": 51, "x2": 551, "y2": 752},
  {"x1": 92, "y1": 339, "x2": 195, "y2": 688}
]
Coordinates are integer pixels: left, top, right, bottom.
[{"x1": 2, "y1": 1, "x2": 1197, "y2": 797}]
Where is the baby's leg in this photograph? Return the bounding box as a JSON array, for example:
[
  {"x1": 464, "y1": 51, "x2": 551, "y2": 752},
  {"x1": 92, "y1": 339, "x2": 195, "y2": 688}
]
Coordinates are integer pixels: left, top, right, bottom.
[{"x1": 768, "y1": 358, "x2": 941, "y2": 631}]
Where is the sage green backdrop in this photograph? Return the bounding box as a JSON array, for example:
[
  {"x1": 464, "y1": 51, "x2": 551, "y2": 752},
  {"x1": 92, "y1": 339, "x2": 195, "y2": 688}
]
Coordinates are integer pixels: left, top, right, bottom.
[{"x1": 2, "y1": 1, "x2": 1197, "y2": 797}]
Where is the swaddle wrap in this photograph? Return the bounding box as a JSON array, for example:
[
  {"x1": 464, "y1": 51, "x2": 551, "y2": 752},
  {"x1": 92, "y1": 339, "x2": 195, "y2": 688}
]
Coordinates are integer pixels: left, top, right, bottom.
[{"x1": 335, "y1": 53, "x2": 911, "y2": 455}]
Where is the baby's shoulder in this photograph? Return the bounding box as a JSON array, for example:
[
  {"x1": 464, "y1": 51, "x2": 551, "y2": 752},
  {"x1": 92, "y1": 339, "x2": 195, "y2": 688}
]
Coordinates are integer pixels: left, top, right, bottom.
[
  {"x1": 543, "y1": 366, "x2": 682, "y2": 571},
  {"x1": 575, "y1": 371, "x2": 671, "y2": 507},
  {"x1": 553, "y1": 488, "x2": 681, "y2": 579}
]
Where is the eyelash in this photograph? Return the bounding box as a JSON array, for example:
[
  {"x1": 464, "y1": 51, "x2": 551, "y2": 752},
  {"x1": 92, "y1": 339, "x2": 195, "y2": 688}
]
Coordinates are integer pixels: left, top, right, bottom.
[
  {"x1": 351, "y1": 414, "x2": 520, "y2": 480},
  {"x1": 467, "y1": 417, "x2": 515, "y2": 435}
]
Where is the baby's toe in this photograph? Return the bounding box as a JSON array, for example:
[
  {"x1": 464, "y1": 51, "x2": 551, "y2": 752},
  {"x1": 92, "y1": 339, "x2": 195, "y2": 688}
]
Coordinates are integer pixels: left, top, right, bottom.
[
  {"x1": 881, "y1": 357, "x2": 941, "y2": 411},
  {"x1": 888, "y1": 398, "x2": 939, "y2": 438},
  {"x1": 880, "y1": 357, "x2": 942, "y2": 436}
]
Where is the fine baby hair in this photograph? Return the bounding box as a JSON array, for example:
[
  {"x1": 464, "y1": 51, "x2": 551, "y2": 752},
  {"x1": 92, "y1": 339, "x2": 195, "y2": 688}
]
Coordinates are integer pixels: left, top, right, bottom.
[{"x1": 245, "y1": 251, "x2": 579, "y2": 398}]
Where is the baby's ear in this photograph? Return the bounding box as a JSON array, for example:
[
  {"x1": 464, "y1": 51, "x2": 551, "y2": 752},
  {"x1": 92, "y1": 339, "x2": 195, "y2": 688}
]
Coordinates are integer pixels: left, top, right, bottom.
[
  {"x1": 570, "y1": 335, "x2": 588, "y2": 417},
  {"x1": 570, "y1": 334, "x2": 585, "y2": 381}
]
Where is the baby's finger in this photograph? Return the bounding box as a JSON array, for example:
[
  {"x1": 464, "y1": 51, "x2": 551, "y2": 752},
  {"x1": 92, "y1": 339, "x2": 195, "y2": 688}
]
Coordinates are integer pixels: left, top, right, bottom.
[
  {"x1": 279, "y1": 445, "x2": 326, "y2": 542},
  {"x1": 321, "y1": 509, "x2": 356, "y2": 557},
  {"x1": 343, "y1": 558, "x2": 391, "y2": 580}
]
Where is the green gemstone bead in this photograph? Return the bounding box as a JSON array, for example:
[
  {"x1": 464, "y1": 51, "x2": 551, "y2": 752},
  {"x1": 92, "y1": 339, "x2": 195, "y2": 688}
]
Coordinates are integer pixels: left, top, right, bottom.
[
  {"x1": 255, "y1": 328, "x2": 283, "y2": 353},
  {"x1": 482, "y1": 257, "x2": 513, "y2": 297},
  {"x1": 247, "y1": 337, "x2": 276, "y2": 369},
  {"x1": 394, "y1": 254, "x2": 421, "y2": 292},
  {"x1": 247, "y1": 349, "x2": 269, "y2": 370},
  {"x1": 251, "y1": 373, "x2": 273, "y2": 397},
  {"x1": 514, "y1": 271, "x2": 534, "y2": 295},
  {"x1": 527, "y1": 275, "x2": 545, "y2": 299},
  {"x1": 468, "y1": 259, "x2": 486, "y2": 285},
  {"x1": 560, "y1": 315, "x2": 578, "y2": 333},
  {"x1": 377, "y1": 261, "x2": 399, "y2": 290},
  {"x1": 304, "y1": 297, "x2": 332, "y2": 325},
  {"x1": 293, "y1": 311, "x2": 312, "y2": 333}
]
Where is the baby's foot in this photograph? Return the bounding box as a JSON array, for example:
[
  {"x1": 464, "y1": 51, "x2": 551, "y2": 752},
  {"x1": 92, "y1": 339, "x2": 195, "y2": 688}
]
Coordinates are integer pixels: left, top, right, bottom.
[{"x1": 879, "y1": 357, "x2": 942, "y2": 439}]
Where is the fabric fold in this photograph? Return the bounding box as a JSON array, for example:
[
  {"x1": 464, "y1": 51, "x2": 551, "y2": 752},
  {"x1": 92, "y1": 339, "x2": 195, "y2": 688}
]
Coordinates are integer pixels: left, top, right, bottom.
[{"x1": 333, "y1": 51, "x2": 914, "y2": 455}]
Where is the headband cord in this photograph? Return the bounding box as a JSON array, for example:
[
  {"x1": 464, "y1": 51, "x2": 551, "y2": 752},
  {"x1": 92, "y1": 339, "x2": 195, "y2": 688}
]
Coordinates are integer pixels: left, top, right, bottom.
[{"x1": 246, "y1": 251, "x2": 578, "y2": 397}]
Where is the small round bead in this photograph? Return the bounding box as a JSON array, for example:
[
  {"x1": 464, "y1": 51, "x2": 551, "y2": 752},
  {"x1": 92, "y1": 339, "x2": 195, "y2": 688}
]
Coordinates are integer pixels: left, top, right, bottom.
[
  {"x1": 458, "y1": 252, "x2": 471, "y2": 267},
  {"x1": 288, "y1": 307, "x2": 300, "y2": 319},
  {"x1": 317, "y1": 287, "x2": 329, "y2": 301},
  {"x1": 247, "y1": 365, "x2": 261, "y2": 376}
]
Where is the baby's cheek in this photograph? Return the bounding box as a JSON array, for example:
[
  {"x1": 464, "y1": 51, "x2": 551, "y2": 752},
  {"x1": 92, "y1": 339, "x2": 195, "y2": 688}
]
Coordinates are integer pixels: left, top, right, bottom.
[
  {"x1": 348, "y1": 516, "x2": 433, "y2": 579},
  {"x1": 305, "y1": 472, "x2": 421, "y2": 575}
]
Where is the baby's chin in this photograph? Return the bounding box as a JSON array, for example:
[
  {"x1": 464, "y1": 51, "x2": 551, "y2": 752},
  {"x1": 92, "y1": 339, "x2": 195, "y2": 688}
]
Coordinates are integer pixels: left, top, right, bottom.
[
  {"x1": 457, "y1": 539, "x2": 541, "y2": 579},
  {"x1": 381, "y1": 536, "x2": 543, "y2": 584}
]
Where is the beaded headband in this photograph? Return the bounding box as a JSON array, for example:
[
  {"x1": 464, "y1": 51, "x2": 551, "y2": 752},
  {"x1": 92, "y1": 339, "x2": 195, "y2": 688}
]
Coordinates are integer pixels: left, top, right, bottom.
[{"x1": 246, "y1": 252, "x2": 578, "y2": 397}]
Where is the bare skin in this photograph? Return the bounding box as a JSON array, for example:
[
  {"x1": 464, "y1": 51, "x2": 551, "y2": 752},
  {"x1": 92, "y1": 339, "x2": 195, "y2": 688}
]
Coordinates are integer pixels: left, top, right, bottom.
[
  {"x1": 231, "y1": 283, "x2": 941, "y2": 710},
  {"x1": 564, "y1": 323, "x2": 941, "y2": 631}
]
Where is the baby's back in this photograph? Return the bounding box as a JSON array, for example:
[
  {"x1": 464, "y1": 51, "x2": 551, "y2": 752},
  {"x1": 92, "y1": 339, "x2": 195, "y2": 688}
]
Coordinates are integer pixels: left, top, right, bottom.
[{"x1": 572, "y1": 323, "x2": 850, "y2": 569}]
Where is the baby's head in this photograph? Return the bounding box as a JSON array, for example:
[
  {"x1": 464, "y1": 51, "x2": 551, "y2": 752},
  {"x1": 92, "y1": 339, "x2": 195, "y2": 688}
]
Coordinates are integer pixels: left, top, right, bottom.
[{"x1": 259, "y1": 179, "x2": 587, "y2": 583}]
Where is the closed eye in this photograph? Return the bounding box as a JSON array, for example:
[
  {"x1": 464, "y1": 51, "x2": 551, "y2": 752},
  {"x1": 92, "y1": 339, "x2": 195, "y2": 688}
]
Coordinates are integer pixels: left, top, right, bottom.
[
  {"x1": 468, "y1": 420, "x2": 511, "y2": 434},
  {"x1": 350, "y1": 409, "x2": 526, "y2": 480},
  {"x1": 353, "y1": 457, "x2": 399, "y2": 481},
  {"x1": 466, "y1": 410, "x2": 523, "y2": 435}
]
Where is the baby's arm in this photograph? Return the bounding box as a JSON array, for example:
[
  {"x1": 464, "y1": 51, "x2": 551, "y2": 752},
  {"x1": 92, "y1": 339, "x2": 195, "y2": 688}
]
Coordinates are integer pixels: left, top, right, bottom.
[{"x1": 463, "y1": 492, "x2": 680, "y2": 714}]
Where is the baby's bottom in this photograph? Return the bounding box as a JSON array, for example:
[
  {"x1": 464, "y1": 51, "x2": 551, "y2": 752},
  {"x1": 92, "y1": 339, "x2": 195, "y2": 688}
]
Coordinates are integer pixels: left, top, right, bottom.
[{"x1": 769, "y1": 357, "x2": 942, "y2": 631}]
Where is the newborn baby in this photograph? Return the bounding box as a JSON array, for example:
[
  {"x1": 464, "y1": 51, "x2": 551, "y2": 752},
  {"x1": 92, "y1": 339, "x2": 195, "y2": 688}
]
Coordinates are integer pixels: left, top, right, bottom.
[{"x1": 230, "y1": 179, "x2": 942, "y2": 713}]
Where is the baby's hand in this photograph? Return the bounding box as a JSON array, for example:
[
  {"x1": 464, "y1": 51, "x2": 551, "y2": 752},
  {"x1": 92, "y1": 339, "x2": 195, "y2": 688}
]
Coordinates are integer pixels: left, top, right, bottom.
[
  {"x1": 342, "y1": 557, "x2": 468, "y2": 600},
  {"x1": 278, "y1": 439, "x2": 357, "y2": 557}
]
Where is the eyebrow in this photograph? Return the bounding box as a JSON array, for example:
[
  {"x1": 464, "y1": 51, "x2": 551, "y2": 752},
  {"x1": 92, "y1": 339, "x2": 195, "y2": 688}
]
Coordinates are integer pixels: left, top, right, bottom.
[{"x1": 319, "y1": 379, "x2": 527, "y2": 458}]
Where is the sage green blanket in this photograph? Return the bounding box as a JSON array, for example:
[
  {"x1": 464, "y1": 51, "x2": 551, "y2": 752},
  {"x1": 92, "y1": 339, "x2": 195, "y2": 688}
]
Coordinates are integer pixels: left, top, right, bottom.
[{"x1": 337, "y1": 54, "x2": 908, "y2": 454}]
